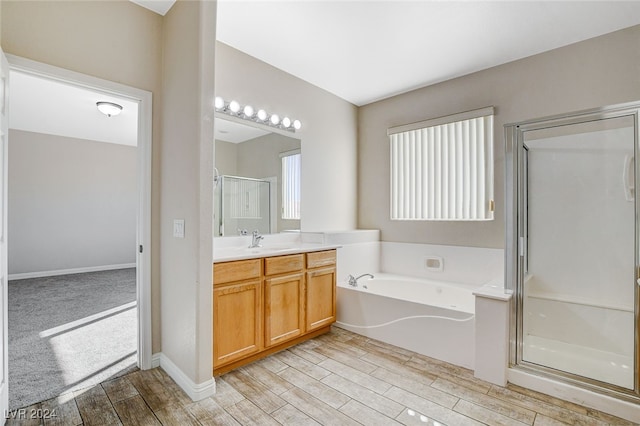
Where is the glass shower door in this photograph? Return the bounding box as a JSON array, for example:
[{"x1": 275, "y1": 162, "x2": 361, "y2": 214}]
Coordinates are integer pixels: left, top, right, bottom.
[
  {"x1": 520, "y1": 115, "x2": 636, "y2": 390},
  {"x1": 215, "y1": 175, "x2": 271, "y2": 236}
]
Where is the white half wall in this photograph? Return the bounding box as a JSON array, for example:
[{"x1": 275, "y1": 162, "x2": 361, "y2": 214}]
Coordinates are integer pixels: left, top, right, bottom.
[{"x1": 8, "y1": 130, "x2": 136, "y2": 275}]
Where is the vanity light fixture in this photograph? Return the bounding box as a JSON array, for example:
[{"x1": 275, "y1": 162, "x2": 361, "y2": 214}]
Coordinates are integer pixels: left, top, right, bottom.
[
  {"x1": 257, "y1": 109, "x2": 268, "y2": 121},
  {"x1": 214, "y1": 96, "x2": 225, "y2": 110},
  {"x1": 228, "y1": 100, "x2": 241, "y2": 114},
  {"x1": 96, "y1": 101, "x2": 123, "y2": 117},
  {"x1": 243, "y1": 105, "x2": 254, "y2": 118},
  {"x1": 214, "y1": 96, "x2": 301, "y2": 132}
]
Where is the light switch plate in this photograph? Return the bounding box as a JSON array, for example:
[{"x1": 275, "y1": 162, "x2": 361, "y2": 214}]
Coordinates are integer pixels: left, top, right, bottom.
[{"x1": 173, "y1": 219, "x2": 185, "y2": 238}]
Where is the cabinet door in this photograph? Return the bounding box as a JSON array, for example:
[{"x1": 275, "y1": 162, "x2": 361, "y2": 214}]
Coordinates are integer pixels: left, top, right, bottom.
[
  {"x1": 213, "y1": 279, "x2": 262, "y2": 367},
  {"x1": 305, "y1": 267, "x2": 336, "y2": 331},
  {"x1": 264, "y1": 272, "x2": 305, "y2": 347}
]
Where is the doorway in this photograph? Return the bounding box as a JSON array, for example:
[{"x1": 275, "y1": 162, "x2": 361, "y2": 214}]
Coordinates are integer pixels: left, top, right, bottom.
[{"x1": 5, "y1": 56, "x2": 152, "y2": 409}]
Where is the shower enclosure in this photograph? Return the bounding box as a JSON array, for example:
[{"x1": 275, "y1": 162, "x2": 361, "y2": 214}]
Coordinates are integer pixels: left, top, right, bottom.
[
  {"x1": 214, "y1": 175, "x2": 271, "y2": 237},
  {"x1": 506, "y1": 103, "x2": 640, "y2": 398}
]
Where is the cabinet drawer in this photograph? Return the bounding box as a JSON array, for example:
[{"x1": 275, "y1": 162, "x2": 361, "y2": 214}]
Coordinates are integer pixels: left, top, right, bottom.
[
  {"x1": 214, "y1": 259, "x2": 261, "y2": 285},
  {"x1": 264, "y1": 254, "x2": 304, "y2": 276},
  {"x1": 306, "y1": 250, "x2": 336, "y2": 269}
]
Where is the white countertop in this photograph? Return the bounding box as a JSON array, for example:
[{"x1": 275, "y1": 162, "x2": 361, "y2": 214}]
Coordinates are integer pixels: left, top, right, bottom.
[
  {"x1": 213, "y1": 242, "x2": 341, "y2": 263},
  {"x1": 472, "y1": 278, "x2": 512, "y2": 301}
]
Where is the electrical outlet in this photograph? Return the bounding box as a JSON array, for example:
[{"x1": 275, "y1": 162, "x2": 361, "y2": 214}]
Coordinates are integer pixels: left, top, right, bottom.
[{"x1": 173, "y1": 219, "x2": 185, "y2": 238}]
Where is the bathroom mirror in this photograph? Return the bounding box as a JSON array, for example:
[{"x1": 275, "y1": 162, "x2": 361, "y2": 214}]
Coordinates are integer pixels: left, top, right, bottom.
[{"x1": 214, "y1": 116, "x2": 301, "y2": 237}]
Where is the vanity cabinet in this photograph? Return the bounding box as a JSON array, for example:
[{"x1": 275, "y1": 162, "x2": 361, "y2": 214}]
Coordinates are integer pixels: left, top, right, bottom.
[
  {"x1": 264, "y1": 254, "x2": 305, "y2": 348},
  {"x1": 306, "y1": 251, "x2": 337, "y2": 331},
  {"x1": 213, "y1": 259, "x2": 262, "y2": 368},
  {"x1": 213, "y1": 250, "x2": 336, "y2": 375},
  {"x1": 264, "y1": 272, "x2": 305, "y2": 347}
]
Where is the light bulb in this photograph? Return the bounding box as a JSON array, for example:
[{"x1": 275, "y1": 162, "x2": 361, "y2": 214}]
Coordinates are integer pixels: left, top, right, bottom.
[
  {"x1": 214, "y1": 96, "x2": 225, "y2": 110},
  {"x1": 243, "y1": 105, "x2": 254, "y2": 117},
  {"x1": 270, "y1": 114, "x2": 280, "y2": 125},
  {"x1": 293, "y1": 120, "x2": 302, "y2": 130},
  {"x1": 257, "y1": 109, "x2": 268, "y2": 121},
  {"x1": 229, "y1": 100, "x2": 240, "y2": 113},
  {"x1": 282, "y1": 117, "x2": 291, "y2": 128}
]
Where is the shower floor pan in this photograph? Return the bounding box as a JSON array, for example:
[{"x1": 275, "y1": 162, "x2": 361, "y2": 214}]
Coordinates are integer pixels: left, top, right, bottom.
[{"x1": 523, "y1": 335, "x2": 633, "y2": 390}]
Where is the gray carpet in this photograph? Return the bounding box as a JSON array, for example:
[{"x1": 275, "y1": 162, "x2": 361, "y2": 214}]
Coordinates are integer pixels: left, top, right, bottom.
[{"x1": 8, "y1": 268, "x2": 137, "y2": 409}]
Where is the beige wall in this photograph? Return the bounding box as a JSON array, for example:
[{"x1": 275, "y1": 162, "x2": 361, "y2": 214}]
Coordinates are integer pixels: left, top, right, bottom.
[
  {"x1": 214, "y1": 139, "x2": 237, "y2": 177},
  {"x1": 8, "y1": 130, "x2": 136, "y2": 275},
  {"x1": 2, "y1": 0, "x2": 164, "y2": 352},
  {"x1": 358, "y1": 25, "x2": 640, "y2": 248},
  {"x1": 215, "y1": 42, "x2": 359, "y2": 232},
  {"x1": 160, "y1": 0, "x2": 215, "y2": 383}
]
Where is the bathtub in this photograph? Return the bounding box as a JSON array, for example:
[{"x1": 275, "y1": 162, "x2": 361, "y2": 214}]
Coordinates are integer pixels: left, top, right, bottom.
[{"x1": 335, "y1": 273, "x2": 476, "y2": 369}]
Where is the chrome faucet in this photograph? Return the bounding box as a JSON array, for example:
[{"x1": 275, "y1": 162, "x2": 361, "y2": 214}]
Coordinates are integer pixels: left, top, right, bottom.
[
  {"x1": 347, "y1": 273, "x2": 374, "y2": 287},
  {"x1": 249, "y1": 230, "x2": 264, "y2": 248}
]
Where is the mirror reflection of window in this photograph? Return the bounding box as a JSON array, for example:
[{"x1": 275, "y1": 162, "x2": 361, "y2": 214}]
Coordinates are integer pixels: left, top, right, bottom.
[{"x1": 281, "y1": 150, "x2": 301, "y2": 220}]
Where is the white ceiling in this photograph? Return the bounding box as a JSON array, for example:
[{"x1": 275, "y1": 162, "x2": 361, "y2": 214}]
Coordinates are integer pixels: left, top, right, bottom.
[
  {"x1": 215, "y1": 117, "x2": 271, "y2": 143},
  {"x1": 13, "y1": 1, "x2": 640, "y2": 146},
  {"x1": 9, "y1": 71, "x2": 139, "y2": 147},
  {"x1": 216, "y1": 1, "x2": 640, "y2": 106},
  {"x1": 130, "y1": 0, "x2": 176, "y2": 16}
]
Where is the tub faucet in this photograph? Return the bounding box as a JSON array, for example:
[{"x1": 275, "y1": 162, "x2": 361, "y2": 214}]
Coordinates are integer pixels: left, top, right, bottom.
[
  {"x1": 249, "y1": 230, "x2": 264, "y2": 248},
  {"x1": 347, "y1": 273, "x2": 374, "y2": 287}
]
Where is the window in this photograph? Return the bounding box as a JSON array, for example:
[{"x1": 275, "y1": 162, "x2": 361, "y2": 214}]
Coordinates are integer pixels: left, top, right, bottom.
[
  {"x1": 281, "y1": 150, "x2": 301, "y2": 220},
  {"x1": 389, "y1": 107, "x2": 494, "y2": 221}
]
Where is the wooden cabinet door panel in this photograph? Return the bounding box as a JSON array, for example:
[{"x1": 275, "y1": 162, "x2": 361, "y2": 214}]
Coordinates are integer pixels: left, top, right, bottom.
[
  {"x1": 213, "y1": 279, "x2": 262, "y2": 367},
  {"x1": 306, "y1": 267, "x2": 336, "y2": 331},
  {"x1": 265, "y1": 273, "x2": 305, "y2": 347}
]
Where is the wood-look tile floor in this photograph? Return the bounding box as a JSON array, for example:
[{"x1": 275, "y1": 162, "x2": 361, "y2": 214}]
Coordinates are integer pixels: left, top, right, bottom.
[{"x1": 7, "y1": 327, "x2": 636, "y2": 426}]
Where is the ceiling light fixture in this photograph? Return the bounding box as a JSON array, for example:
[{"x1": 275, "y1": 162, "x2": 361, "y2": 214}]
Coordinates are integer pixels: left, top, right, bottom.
[
  {"x1": 96, "y1": 101, "x2": 123, "y2": 117},
  {"x1": 214, "y1": 96, "x2": 301, "y2": 132}
]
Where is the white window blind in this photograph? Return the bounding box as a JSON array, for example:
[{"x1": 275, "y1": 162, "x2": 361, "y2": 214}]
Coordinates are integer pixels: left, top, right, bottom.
[
  {"x1": 389, "y1": 107, "x2": 494, "y2": 221},
  {"x1": 281, "y1": 150, "x2": 301, "y2": 220}
]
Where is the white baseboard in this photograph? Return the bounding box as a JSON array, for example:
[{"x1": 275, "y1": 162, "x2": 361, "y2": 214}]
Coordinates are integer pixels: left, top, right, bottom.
[
  {"x1": 8, "y1": 263, "x2": 136, "y2": 281},
  {"x1": 151, "y1": 353, "x2": 161, "y2": 368},
  {"x1": 156, "y1": 353, "x2": 216, "y2": 401}
]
